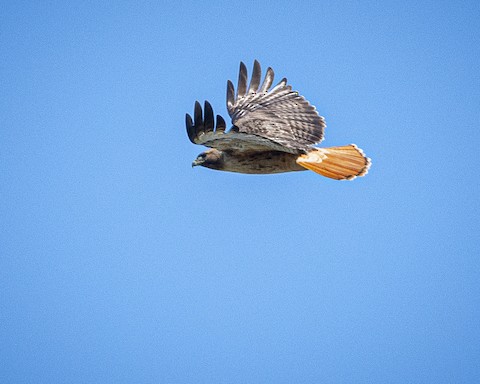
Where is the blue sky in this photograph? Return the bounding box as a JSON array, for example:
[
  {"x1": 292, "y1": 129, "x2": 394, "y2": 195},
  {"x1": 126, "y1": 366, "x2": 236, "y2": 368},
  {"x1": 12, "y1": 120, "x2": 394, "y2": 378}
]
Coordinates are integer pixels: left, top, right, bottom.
[{"x1": 1, "y1": 1, "x2": 479, "y2": 383}]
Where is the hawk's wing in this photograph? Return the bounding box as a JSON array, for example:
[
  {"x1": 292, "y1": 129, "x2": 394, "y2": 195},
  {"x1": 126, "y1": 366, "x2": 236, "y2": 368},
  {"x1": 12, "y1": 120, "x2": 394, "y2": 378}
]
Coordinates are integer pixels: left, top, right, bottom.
[
  {"x1": 226, "y1": 60, "x2": 325, "y2": 152},
  {"x1": 186, "y1": 61, "x2": 325, "y2": 154},
  {"x1": 186, "y1": 100, "x2": 293, "y2": 153}
]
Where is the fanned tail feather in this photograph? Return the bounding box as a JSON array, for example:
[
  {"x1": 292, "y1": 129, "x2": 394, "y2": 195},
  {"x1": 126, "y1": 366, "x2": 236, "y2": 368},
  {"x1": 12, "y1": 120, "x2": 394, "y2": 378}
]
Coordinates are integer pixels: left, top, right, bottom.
[{"x1": 296, "y1": 145, "x2": 371, "y2": 180}]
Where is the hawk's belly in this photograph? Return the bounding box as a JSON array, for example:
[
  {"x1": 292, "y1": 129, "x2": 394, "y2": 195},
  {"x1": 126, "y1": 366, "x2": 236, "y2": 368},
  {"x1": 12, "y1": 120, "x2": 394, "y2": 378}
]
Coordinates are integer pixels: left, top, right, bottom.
[{"x1": 221, "y1": 151, "x2": 306, "y2": 174}]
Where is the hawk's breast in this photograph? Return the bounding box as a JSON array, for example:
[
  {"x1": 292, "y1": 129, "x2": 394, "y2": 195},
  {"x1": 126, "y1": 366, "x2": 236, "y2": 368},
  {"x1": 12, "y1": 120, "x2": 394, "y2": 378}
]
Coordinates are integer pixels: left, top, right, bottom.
[{"x1": 220, "y1": 151, "x2": 305, "y2": 174}]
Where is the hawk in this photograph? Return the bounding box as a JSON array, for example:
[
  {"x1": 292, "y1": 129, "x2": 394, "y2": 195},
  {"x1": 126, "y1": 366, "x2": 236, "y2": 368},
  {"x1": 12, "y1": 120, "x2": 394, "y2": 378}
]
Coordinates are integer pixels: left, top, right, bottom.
[{"x1": 186, "y1": 61, "x2": 371, "y2": 180}]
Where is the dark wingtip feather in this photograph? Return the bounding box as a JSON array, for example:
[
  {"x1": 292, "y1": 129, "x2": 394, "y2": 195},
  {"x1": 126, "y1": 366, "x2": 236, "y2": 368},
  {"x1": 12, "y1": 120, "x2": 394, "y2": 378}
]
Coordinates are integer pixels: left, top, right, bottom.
[
  {"x1": 227, "y1": 80, "x2": 235, "y2": 112},
  {"x1": 193, "y1": 101, "x2": 203, "y2": 139},
  {"x1": 216, "y1": 114, "x2": 226, "y2": 133},
  {"x1": 194, "y1": 100, "x2": 202, "y2": 123},
  {"x1": 186, "y1": 113, "x2": 196, "y2": 143},
  {"x1": 237, "y1": 61, "x2": 247, "y2": 98},
  {"x1": 203, "y1": 100, "x2": 214, "y2": 133}
]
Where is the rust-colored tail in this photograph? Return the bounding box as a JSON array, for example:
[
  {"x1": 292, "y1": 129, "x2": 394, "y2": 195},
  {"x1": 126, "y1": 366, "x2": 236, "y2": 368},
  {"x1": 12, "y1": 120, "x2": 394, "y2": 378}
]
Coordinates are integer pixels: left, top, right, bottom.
[{"x1": 296, "y1": 145, "x2": 371, "y2": 180}]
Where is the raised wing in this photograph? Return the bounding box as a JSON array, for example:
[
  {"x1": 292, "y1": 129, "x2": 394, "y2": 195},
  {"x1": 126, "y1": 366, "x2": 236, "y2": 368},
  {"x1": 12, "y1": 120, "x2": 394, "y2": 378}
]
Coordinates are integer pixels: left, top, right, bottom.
[
  {"x1": 186, "y1": 101, "x2": 291, "y2": 153},
  {"x1": 227, "y1": 60, "x2": 325, "y2": 152}
]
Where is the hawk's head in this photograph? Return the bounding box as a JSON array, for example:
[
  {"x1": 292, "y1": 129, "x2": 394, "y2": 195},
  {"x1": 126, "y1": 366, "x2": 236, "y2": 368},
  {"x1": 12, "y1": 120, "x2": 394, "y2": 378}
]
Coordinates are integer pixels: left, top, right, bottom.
[{"x1": 192, "y1": 149, "x2": 224, "y2": 170}]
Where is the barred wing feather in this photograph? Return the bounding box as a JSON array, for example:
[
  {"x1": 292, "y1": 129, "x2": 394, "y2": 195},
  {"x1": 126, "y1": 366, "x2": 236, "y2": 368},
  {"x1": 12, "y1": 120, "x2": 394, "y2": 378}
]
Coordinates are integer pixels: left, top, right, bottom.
[{"x1": 226, "y1": 60, "x2": 325, "y2": 152}]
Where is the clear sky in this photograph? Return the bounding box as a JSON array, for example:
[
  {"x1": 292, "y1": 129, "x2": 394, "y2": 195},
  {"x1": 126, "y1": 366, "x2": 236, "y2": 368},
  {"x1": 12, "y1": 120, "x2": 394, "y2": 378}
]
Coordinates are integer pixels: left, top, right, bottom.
[{"x1": 1, "y1": 1, "x2": 479, "y2": 383}]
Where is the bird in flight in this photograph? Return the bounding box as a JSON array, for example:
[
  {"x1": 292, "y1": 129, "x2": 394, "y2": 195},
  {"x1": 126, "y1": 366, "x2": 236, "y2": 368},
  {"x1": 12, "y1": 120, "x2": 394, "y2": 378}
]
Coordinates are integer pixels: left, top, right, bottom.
[{"x1": 186, "y1": 61, "x2": 371, "y2": 180}]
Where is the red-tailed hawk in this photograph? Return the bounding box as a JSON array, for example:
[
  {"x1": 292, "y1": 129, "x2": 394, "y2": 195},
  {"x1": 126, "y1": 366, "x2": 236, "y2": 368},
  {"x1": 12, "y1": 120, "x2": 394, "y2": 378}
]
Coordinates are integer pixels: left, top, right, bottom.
[{"x1": 186, "y1": 61, "x2": 371, "y2": 180}]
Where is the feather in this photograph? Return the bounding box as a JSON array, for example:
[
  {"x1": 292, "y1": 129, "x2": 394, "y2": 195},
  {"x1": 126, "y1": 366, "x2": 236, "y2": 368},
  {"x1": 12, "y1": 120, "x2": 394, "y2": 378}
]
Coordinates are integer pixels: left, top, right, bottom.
[
  {"x1": 296, "y1": 146, "x2": 371, "y2": 180},
  {"x1": 237, "y1": 62, "x2": 247, "y2": 98},
  {"x1": 226, "y1": 80, "x2": 235, "y2": 113},
  {"x1": 269, "y1": 78, "x2": 288, "y2": 94},
  {"x1": 259, "y1": 67, "x2": 274, "y2": 93},
  {"x1": 216, "y1": 115, "x2": 226, "y2": 133},
  {"x1": 194, "y1": 100, "x2": 203, "y2": 136},
  {"x1": 248, "y1": 60, "x2": 261, "y2": 93},
  {"x1": 185, "y1": 113, "x2": 196, "y2": 143},
  {"x1": 203, "y1": 101, "x2": 214, "y2": 133}
]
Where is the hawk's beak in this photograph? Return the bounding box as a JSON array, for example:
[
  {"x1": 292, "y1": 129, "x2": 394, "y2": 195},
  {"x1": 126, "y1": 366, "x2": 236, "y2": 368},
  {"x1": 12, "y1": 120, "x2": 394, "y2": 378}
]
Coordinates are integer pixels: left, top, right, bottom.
[{"x1": 192, "y1": 157, "x2": 204, "y2": 167}]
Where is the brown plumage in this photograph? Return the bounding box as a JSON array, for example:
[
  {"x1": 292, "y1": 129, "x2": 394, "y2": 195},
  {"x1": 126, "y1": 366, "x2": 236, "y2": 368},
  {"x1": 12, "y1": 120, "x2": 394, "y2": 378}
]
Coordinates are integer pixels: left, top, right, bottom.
[{"x1": 186, "y1": 60, "x2": 371, "y2": 180}]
